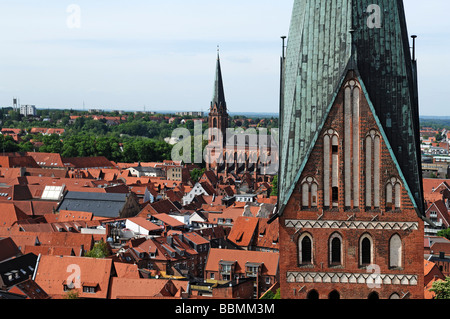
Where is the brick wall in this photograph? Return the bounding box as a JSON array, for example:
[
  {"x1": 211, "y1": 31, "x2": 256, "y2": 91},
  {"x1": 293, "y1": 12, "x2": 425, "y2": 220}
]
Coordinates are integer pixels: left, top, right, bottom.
[{"x1": 279, "y1": 72, "x2": 425, "y2": 299}]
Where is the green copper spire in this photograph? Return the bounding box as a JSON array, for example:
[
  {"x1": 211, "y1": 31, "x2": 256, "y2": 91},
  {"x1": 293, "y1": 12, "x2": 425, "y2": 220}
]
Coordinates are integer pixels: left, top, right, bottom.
[
  {"x1": 211, "y1": 48, "x2": 226, "y2": 110},
  {"x1": 278, "y1": 0, "x2": 424, "y2": 217}
]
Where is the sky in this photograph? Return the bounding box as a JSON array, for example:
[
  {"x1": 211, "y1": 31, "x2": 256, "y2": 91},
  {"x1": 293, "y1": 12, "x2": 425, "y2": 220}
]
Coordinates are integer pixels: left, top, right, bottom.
[{"x1": 0, "y1": 0, "x2": 448, "y2": 116}]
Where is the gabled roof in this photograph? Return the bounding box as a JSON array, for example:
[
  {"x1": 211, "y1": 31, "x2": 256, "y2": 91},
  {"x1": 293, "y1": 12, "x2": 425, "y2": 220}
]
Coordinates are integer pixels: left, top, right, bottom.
[
  {"x1": 34, "y1": 232, "x2": 95, "y2": 252},
  {"x1": 0, "y1": 203, "x2": 29, "y2": 227},
  {"x1": 23, "y1": 245, "x2": 75, "y2": 257},
  {"x1": 109, "y1": 278, "x2": 182, "y2": 299},
  {"x1": 113, "y1": 262, "x2": 141, "y2": 279},
  {"x1": 26, "y1": 152, "x2": 65, "y2": 168},
  {"x1": 256, "y1": 218, "x2": 279, "y2": 250},
  {"x1": 57, "y1": 191, "x2": 130, "y2": 218},
  {"x1": 62, "y1": 156, "x2": 115, "y2": 169},
  {"x1": 205, "y1": 248, "x2": 279, "y2": 277},
  {"x1": 56, "y1": 210, "x2": 93, "y2": 222},
  {"x1": 34, "y1": 255, "x2": 113, "y2": 299},
  {"x1": 426, "y1": 200, "x2": 450, "y2": 228},
  {"x1": 7, "y1": 278, "x2": 50, "y2": 299},
  {"x1": 0, "y1": 237, "x2": 21, "y2": 262},
  {"x1": 278, "y1": 0, "x2": 424, "y2": 217},
  {"x1": 152, "y1": 213, "x2": 185, "y2": 228},
  {"x1": 0, "y1": 253, "x2": 38, "y2": 289},
  {"x1": 183, "y1": 231, "x2": 209, "y2": 246},
  {"x1": 126, "y1": 217, "x2": 161, "y2": 232},
  {"x1": 227, "y1": 216, "x2": 259, "y2": 247}
]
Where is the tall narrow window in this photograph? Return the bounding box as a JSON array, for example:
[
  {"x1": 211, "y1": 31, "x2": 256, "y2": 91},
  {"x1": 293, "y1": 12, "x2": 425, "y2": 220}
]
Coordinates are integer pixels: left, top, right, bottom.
[
  {"x1": 302, "y1": 183, "x2": 309, "y2": 208},
  {"x1": 301, "y1": 177, "x2": 318, "y2": 208},
  {"x1": 332, "y1": 136, "x2": 339, "y2": 208},
  {"x1": 395, "y1": 183, "x2": 401, "y2": 209},
  {"x1": 323, "y1": 130, "x2": 339, "y2": 208},
  {"x1": 365, "y1": 130, "x2": 381, "y2": 209},
  {"x1": 324, "y1": 135, "x2": 331, "y2": 207},
  {"x1": 332, "y1": 187, "x2": 339, "y2": 203},
  {"x1": 389, "y1": 234, "x2": 402, "y2": 268},
  {"x1": 344, "y1": 86, "x2": 352, "y2": 208},
  {"x1": 365, "y1": 136, "x2": 372, "y2": 207},
  {"x1": 353, "y1": 86, "x2": 360, "y2": 207},
  {"x1": 344, "y1": 80, "x2": 360, "y2": 209},
  {"x1": 330, "y1": 234, "x2": 342, "y2": 265},
  {"x1": 299, "y1": 234, "x2": 313, "y2": 265},
  {"x1": 386, "y1": 177, "x2": 402, "y2": 211},
  {"x1": 360, "y1": 235, "x2": 372, "y2": 266},
  {"x1": 374, "y1": 136, "x2": 381, "y2": 208}
]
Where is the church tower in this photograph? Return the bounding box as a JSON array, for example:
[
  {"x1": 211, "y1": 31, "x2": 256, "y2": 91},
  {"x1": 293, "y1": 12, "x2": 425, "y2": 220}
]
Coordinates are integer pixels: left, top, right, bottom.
[
  {"x1": 274, "y1": 0, "x2": 426, "y2": 299},
  {"x1": 208, "y1": 50, "x2": 229, "y2": 146}
]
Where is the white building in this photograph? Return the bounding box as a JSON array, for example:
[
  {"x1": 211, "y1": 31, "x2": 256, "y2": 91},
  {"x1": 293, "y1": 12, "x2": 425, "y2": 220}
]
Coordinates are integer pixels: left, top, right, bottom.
[{"x1": 20, "y1": 105, "x2": 37, "y2": 117}]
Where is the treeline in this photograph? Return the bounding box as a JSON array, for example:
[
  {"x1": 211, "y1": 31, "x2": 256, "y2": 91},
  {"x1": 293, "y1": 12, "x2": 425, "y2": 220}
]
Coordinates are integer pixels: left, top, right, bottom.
[
  {"x1": 420, "y1": 118, "x2": 450, "y2": 130},
  {"x1": 0, "y1": 133, "x2": 172, "y2": 163},
  {"x1": 0, "y1": 108, "x2": 278, "y2": 163}
]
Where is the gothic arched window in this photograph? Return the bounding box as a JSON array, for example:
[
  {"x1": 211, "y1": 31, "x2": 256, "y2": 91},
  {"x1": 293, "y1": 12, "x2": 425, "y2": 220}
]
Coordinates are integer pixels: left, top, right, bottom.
[
  {"x1": 360, "y1": 234, "x2": 373, "y2": 266},
  {"x1": 389, "y1": 234, "x2": 402, "y2": 268},
  {"x1": 329, "y1": 233, "x2": 342, "y2": 266},
  {"x1": 299, "y1": 233, "x2": 313, "y2": 265}
]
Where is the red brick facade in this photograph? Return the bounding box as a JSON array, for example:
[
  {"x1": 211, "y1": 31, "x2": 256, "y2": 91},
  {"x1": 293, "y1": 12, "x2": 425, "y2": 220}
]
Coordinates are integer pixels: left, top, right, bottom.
[{"x1": 279, "y1": 72, "x2": 425, "y2": 299}]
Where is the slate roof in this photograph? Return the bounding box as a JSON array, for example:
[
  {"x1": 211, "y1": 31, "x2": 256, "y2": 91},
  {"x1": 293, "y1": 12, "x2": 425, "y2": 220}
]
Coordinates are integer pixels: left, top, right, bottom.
[
  {"x1": 278, "y1": 0, "x2": 424, "y2": 217},
  {"x1": 0, "y1": 253, "x2": 38, "y2": 289},
  {"x1": 57, "y1": 191, "x2": 129, "y2": 218}
]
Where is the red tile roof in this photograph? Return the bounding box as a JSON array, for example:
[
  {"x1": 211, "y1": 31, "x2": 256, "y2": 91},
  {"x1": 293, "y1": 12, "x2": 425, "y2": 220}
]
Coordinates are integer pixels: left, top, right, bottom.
[
  {"x1": 205, "y1": 248, "x2": 279, "y2": 277},
  {"x1": 227, "y1": 216, "x2": 259, "y2": 247},
  {"x1": 26, "y1": 152, "x2": 65, "y2": 168},
  {"x1": 23, "y1": 245, "x2": 75, "y2": 256},
  {"x1": 34, "y1": 255, "x2": 113, "y2": 299},
  {"x1": 7, "y1": 278, "x2": 50, "y2": 299},
  {"x1": 109, "y1": 278, "x2": 183, "y2": 299},
  {"x1": 256, "y1": 218, "x2": 279, "y2": 250},
  {"x1": 126, "y1": 216, "x2": 161, "y2": 232},
  {"x1": 0, "y1": 237, "x2": 21, "y2": 262},
  {"x1": 113, "y1": 262, "x2": 141, "y2": 279},
  {"x1": 0, "y1": 155, "x2": 40, "y2": 168},
  {"x1": 0, "y1": 203, "x2": 29, "y2": 227},
  {"x1": 62, "y1": 156, "x2": 115, "y2": 169},
  {"x1": 57, "y1": 210, "x2": 94, "y2": 222}
]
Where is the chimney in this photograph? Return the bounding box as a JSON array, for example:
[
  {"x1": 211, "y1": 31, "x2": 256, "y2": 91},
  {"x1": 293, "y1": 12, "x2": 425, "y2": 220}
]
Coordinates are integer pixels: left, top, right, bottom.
[{"x1": 440, "y1": 252, "x2": 445, "y2": 259}]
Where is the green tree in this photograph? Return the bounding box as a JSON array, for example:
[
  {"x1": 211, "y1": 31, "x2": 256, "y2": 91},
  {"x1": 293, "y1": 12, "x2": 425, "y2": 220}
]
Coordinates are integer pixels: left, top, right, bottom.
[
  {"x1": 64, "y1": 290, "x2": 80, "y2": 299},
  {"x1": 270, "y1": 175, "x2": 279, "y2": 196},
  {"x1": 85, "y1": 241, "x2": 110, "y2": 259},
  {"x1": 190, "y1": 168, "x2": 205, "y2": 184},
  {"x1": 0, "y1": 135, "x2": 20, "y2": 153},
  {"x1": 260, "y1": 288, "x2": 281, "y2": 299},
  {"x1": 437, "y1": 228, "x2": 450, "y2": 240},
  {"x1": 430, "y1": 277, "x2": 450, "y2": 299}
]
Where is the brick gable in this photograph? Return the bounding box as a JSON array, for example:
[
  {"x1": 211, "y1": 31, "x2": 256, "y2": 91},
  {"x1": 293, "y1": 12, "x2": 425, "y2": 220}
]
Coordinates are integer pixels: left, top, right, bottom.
[{"x1": 279, "y1": 72, "x2": 424, "y2": 299}]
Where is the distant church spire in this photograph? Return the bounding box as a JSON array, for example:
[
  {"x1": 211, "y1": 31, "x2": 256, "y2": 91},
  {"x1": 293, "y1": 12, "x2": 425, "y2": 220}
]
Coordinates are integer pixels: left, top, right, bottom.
[
  {"x1": 209, "y1": 48, "x2": 229, "y2": 147},
  {"x1": 211, "y1": 47, "x2": 226, "y2": 111}
]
